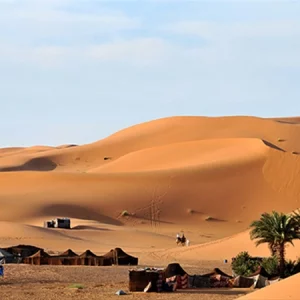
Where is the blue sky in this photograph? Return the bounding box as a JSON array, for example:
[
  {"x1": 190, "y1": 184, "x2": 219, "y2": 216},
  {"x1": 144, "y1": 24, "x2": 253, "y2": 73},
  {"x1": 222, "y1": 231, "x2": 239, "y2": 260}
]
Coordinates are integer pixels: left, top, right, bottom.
[{"x1": 1, "y1": 0, "x2": 300, "y2": 146}]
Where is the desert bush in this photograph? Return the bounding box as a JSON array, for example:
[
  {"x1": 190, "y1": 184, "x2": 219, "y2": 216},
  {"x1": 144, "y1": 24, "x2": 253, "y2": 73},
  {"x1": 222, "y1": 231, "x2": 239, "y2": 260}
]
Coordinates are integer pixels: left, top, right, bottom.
[
  {"x1": 261, "y1": 256, "x2": 279, "y2": 276},
  {"x1": 231, "y1": 251, "x2": 260, "y2": 276}
]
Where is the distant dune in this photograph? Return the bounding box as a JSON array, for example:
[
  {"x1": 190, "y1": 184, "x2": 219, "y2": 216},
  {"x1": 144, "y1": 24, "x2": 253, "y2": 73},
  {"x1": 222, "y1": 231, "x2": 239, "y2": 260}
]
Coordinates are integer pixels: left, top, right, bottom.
[{"x1": 0, "y1": 115, "x2": 300, "y2": 261}]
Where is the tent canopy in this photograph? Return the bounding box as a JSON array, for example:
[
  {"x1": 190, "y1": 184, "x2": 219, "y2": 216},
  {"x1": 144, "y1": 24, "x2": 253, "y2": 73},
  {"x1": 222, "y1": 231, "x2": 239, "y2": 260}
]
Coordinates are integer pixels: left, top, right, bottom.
[
  {"x1": 29, "y1": 250, "x2": 50, "y2": 258},
  {"x1": 59, "y1": 249, "x2": 78, "y2": 257},
  {"x1": 0, "y1": 249, "x2": 14, "y2": 258},
  {"x1": 103, "y1": 248, "x2": 138, "y2": 265},
  {"x1": 79, "y1": 250, "x2": 97, "y2": 258}
]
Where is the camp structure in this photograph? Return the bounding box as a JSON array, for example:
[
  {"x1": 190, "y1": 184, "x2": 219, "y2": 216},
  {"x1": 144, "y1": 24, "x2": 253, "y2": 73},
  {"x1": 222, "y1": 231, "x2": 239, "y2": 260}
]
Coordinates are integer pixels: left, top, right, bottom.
[
  {"x1": 3, "y1": 245, "x2": 42, "y2": 261},
  {"x1": 47, "y1": 249, "x2": 80, "y2": 266},
  {"x1": 103, "y1": 248, "x2": 138, "y2": 266},
  {"x1": 23, "y1": 249, "x2": 50, "y2": 265},
  {"x1": 0, "y1": 249, "x2": 14, "y2": 264},
  {"x1": 129, "y1": 268, "x2": 164, "y2": 292},
  {"x1": 164, "y1": 263, "x2": 187, "y2": 278},
  {"x1": 129, "y1": 263, "x2": 275, "y2": 293},
  {"x1": 79, "y1": 250, "x2": 106, "y2": 266},
  {"x1": 44, "y1": 218, "x2": 71, "y2": 229}
]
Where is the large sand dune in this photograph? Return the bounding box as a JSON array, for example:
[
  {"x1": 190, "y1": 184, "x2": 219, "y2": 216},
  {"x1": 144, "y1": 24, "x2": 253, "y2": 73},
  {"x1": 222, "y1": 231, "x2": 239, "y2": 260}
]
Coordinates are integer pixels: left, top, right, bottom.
[{"x1": 0, "y1": 116, "x2": 300, "y2": 264}]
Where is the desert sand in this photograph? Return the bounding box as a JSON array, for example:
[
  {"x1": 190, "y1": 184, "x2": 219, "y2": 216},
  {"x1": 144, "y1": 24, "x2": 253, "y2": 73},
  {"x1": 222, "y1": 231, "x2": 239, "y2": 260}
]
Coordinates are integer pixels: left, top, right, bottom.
[{"x1": 1, "y1": 115, "x2": 300, "y2": 299}]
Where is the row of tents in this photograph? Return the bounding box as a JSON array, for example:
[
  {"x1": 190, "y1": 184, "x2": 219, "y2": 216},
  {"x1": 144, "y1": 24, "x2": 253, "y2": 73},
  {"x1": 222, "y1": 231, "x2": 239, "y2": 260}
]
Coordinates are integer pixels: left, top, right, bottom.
[
  {"x1": 129, "y1": 263, "x2": 281, "y2": 292},
  {"x1": 0, "y1": 245, "x2": 138, "y2": 266}
]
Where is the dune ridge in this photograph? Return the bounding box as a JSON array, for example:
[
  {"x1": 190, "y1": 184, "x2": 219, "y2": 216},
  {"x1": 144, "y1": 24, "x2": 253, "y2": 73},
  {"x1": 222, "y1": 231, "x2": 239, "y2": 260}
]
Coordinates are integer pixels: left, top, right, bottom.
[{"x1": 1, "y1": 116, "x2": 300, "y2": 278}]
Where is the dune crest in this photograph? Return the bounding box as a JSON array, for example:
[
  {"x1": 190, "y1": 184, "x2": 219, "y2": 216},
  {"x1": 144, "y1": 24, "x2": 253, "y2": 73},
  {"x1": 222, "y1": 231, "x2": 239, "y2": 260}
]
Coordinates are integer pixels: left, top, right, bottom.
[{"x1": 1, "y1": 115, "x2": 300, "y2": 261}]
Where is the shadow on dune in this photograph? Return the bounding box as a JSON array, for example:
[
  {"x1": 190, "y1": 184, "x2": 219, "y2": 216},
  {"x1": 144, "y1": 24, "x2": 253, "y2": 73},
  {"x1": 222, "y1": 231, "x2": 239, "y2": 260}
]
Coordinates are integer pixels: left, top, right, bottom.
[
  {"x1": 39, "y1": 204, "x2": 123, "y2": 226},
  {"x1": 0, "y1": 157, "x2": 57, "y2": 172},
  {"x1": 262, "y1": 140, "x2": 285, "y2": 152},
  {"x1": 274, "y1": 119, "x2": 299, "y2": 125},
  {"x1": 205, "y1": 217, "x2": 227, "y2": 222},
  {"x1": 71, "y1": 225, "x2": 113, "y2": 231},
  {"x1": 57, "y1": 144, "x2": 78, "y2": 149}
]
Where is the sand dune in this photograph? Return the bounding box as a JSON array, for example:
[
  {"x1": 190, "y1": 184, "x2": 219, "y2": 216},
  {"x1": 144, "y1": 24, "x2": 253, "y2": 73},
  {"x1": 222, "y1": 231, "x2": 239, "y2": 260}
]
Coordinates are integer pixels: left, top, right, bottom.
[
  {"x1": 153, "y1": 229, "x2": 300, "y2": 263},
  {"x1": 1, "y1": 115, "x2": 300, "y2": 269},
  {"x1": 1, "y1": 116, "x2": 300, "y2": 173},
  {"x1": 89, "y1": 138, "x2": 267, "y2": 173},
  {"x1": 237, "y1": 273, "x2": 300, "y2": 300}
]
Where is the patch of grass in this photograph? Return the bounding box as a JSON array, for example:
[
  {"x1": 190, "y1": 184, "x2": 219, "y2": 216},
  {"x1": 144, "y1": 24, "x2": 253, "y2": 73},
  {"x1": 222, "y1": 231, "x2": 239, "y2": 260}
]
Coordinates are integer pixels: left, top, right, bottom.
[
  {"x1": 277, "y1": 138, "x2": 285, "y2": 142},
  {"x1": 69, "y1": 283, "x2": 84, "y2": 289},
  {"x1": 205, "y1": 216, "x2": 213, "y2": 221}
]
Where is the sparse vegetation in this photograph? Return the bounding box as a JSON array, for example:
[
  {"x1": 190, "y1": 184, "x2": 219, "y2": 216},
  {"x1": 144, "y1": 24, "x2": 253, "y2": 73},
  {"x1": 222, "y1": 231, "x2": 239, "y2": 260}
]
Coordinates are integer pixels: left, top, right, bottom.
[
  {"x1": 69, "y1": 283, "x2": 84, "y2": 289},
  {"x1": 205, "y1": 216, "x2": 213, "y2": 221},
  {"x1": 277, "y1": 138, "x2": 285, "y2": 142}
]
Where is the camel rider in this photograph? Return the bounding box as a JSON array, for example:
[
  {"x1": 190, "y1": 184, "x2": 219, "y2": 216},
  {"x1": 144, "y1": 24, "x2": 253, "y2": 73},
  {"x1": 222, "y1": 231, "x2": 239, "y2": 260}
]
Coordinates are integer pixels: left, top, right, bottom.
[{"x1": 181, "y1": 234, "x2": 186, "y2": 243}]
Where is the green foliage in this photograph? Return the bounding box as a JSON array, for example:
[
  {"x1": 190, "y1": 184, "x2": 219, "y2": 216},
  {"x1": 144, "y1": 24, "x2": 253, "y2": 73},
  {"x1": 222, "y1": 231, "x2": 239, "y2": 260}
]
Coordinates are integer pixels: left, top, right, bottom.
[
  {"x1": 231, "y1": 251, "x2": 260, "y2": 276},
  {"x1": 261, "y1": 256, "x2": 279, "y2": 276},
  {"x1": 249, "y1": 211, "x2": 300, "y2": 277},
  {"x1": 250, "y1": 211, "x2": 300, "y2": 249},
  {"x1": 69, "y1": 283, "x2": 84, "y2": 289},
  {"x1": 284, "y1": 258, "x2": 300, "y2": 278}
]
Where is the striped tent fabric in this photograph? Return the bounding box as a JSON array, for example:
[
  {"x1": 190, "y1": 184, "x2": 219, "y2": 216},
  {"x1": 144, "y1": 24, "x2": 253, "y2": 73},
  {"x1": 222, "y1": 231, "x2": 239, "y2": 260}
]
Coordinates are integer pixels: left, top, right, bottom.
[
  {"x1": 156, "y1": 273, "x2": 163, "y2": 292},
  {"x1": 176, "y1": 273, "x2": 188, "y2": 289},
  {"x1": 165, "y1": 275, "x2": 177, "y2": 283}
]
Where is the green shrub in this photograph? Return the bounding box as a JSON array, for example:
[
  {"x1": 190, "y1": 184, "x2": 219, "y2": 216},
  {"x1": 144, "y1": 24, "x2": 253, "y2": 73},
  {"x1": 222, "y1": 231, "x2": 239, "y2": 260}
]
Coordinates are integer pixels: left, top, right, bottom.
[
  {"x1": 231, "y1": 251, "x2": 260, "y2": 276},
  {"x1": 261, "y1": 256, "x2": 279, "y2": 276},
  {"x1": 284, "y1": 258, "x2": 300, "y2": 277},
  {"x1": 69, "y1": 283, "x2": 84, "y2": 289}
]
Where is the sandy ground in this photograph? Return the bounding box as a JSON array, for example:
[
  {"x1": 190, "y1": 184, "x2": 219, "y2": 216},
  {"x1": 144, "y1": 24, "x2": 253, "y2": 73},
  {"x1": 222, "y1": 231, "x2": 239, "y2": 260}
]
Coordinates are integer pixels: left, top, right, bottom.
[
  {"x1": 1, "y1": 116, "x2": 300, "y2": 299},
  {"x1": 0, "y1": 264, "x2": 249, "y2": 300}
]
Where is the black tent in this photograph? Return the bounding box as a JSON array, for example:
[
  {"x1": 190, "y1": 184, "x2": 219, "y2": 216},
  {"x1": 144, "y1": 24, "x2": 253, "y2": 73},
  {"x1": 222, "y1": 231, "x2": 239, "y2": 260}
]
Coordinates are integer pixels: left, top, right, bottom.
[
  {"x1": 103, "y1": 248, "x2": 138, "y2": 265},
  {"x1": 0, "y1": 249, "x2": 14, "y2": 264}
]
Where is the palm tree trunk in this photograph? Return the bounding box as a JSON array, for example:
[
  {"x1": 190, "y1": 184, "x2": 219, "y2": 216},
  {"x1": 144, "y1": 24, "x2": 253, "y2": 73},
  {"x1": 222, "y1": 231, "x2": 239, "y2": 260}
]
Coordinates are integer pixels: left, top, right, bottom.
[
  {"x1": 279, "y1": 243, "x2": 285, "y2": 278},
  {"x1": 269, "y1": 243, "x2": 277, "y2": 256}
]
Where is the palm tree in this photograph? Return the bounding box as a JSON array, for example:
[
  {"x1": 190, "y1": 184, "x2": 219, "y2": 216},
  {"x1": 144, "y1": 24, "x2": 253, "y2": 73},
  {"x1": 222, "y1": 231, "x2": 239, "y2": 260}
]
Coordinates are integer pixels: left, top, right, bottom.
[{"x1": 250, "y1": 211, "x2": 300, "y2": 277}]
